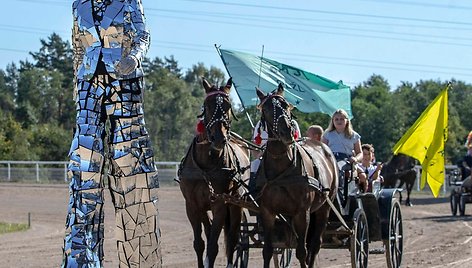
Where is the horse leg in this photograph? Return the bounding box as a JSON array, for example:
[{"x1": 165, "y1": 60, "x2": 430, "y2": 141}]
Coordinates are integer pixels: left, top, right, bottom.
[
  {"x1": 224, "y1": 205, "x2": 242, "y2": 268},
  {"x1": 203, "y1": 211, "x2": 212, "y2": 241},
  {"x1": 261, "y1": 208, "x2": 276, "y2": 268},
  {"x1": 405, "y1": 174, "x2": 415, "y2": 206},
  {"x1": 397, "y1": 179, "x2": 405, "y2": 204},
  {"x1": 306, "y1": 203, "x2": 330, "y2": 268},
  {"x1": 206, "y1": 202, "x2": 227, "y2": 268},
  {"x1": 185, "y1": 203, "x2": 206, "y2": 268},
  {"x1": 293, "y1": 211, "x2": 309, "y2": 268}
]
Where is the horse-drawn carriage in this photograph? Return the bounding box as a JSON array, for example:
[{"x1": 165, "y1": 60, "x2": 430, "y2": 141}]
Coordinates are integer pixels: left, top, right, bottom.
[
  {"x1": 448, "y1": 168, "x2": 472, "y2": 216},
  {"x1": 178, "y1": 79, "x2": 403, "y2": 268},
  {"x1": 230, "y1": 152, "x2": 403, "y2": 268}
]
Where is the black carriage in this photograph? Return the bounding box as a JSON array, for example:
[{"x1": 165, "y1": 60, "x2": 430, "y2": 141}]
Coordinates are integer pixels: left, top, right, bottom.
[
  {"x1": 321, "y1": 167, "x2": 403, "y2": 268},
  {"x1": 228, "y1": 158, "x2": 403, "y2": 268},
  {"x1": 448, "y1": 168, "x2": 472, "y2": 216}
]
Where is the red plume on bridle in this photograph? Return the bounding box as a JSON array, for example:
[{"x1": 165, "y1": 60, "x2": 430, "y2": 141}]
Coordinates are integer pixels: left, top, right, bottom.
[
  {"x1": 254, "y1": 132, "x2": 262, "y2": 145},
  {"x1": 196, "y1": 119, "x2": 205, "y2": 134}
]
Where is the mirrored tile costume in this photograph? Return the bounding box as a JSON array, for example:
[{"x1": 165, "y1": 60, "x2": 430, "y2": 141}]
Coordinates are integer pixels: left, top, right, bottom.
[{"x1": 63, "y1": 1, "x2": 161, "y2": 267}]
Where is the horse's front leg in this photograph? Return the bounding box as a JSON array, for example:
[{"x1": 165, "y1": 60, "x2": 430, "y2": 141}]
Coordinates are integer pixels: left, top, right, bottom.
[
  {"x1": 261, "y1": 208, "x2": 276, "y2": 268},
  {"x1": 185, "y1": 202, "x2": 206, "y2": 268},
  {"x1": 206, "y1": 202, "x2": 227, "y2": 268},
  {"x1": 225, "y1": 205, "x2": 242, "y2": 268},
  {"x1": 406, "y1": 180, "x2": 414, "y2": 206},
  {"x1": 293, "y1": 210, "x2": 309, "y2": 268},
  {"x1": 306, "y1": 202, "x2": 331, "y2": 268}
]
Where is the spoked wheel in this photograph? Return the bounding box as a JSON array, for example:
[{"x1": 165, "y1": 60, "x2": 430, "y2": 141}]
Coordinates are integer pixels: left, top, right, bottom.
[
  {"x1": 450, "y1": 192, "x2": 458, "y2": 216},
  {"x1": 273, "y1": 248, "x2": 293, "y2": 268},
  {"x1": 459, "y1": 195, "x2": 466, "y2": 216},
  {"x1": 385, "y1": 200, "x2": 403, "y2": 268},
  {"x1": 351, "y1": 209, "x2": 369, "y2": 268},
  {"x1": 233, "y1": 211, "x2": 249, "y2": 268}
]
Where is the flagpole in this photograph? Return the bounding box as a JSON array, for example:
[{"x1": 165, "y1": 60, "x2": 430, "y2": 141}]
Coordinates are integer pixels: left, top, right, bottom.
[
  {"x1": 214, "y1": 44, "x2": 255, "y2": 128},
  {"x1": 257, "y1": 45, "x2": 264, "y2": 88}
]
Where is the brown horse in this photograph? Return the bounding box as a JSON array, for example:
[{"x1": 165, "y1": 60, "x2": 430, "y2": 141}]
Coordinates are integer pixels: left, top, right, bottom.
[
  {"x1": 178, "y1": 78, "x2": 250, "y2": 268},
  {"x1": 381, "y1": 154, "x2": 417, "y2": 206},
  {"x1": 255, "y1": 85, "x2": 338, "y2": 268}
]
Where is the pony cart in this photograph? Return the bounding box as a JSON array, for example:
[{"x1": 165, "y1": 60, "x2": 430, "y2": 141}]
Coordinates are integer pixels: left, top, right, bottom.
[
  {"x1": 229, "y1": 157, "x2": 404, "y2": 268},
  {"x1": 448, "y1": 168, "x2": 472, "y2": 216},
  {"x1": 320, "y1": 165, "x2": 403, "y2": 268},
  {"x1": 179, "y1": 80, "x2": 403, "y2": 268},
  {"x1": 230, "y1": 86, "x2": 403, "y2": 268}
]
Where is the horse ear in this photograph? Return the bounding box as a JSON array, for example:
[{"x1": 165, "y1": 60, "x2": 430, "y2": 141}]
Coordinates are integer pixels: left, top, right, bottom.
[
  {"x1": 288, "y1": 103, "x2": 294, "y2": 111},
  {"x1": 202, "y1": 77, "x2": 212, "y2": 93},
  {"x1": 276, "y1": 83, "x2": 284, "y2": 96},
  {"x1": 223, "y1": 77, "x2": 232, "y2": 94},
  {"x1": 256, "y1": 87, "x2": 266, "y2": 101}
]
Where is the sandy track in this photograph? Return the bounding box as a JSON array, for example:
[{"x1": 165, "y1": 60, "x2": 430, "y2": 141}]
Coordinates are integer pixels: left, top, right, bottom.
[{"x1": 0, "y1": 184, "x2": 471, "y2": 267}]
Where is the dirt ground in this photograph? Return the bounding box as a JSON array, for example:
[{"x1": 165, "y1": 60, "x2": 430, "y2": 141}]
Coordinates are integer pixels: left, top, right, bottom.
[{"x1": 0, "y1": 183, "x2": 471, "y2": 268}]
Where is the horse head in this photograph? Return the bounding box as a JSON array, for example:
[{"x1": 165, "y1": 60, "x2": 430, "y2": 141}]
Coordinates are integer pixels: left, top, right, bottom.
[
  {"x1": 200, "y1": 77, "x2": 234, "y2": 151},
  {"x1": 256, "y1": 83, "x2": 295, "y2": 145}
]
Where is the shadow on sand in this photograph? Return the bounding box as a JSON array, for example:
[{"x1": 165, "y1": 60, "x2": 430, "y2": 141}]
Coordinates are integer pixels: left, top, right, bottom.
[{"x1": 406, "y1": 197, "x2": 448, "y2": 206}]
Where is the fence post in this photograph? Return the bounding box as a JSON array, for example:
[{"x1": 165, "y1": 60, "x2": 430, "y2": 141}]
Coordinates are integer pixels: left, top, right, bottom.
[
  {"x1": 415, "y1": 166, "x2": 421, "y2": 191},
  {"x1": 7, "y1": 162, "x2": 11, "y2": 181},
  {"x1": 36, "y1": 163, "x2": 40, "y2": 183},
  {"x1": 64, "y1": 163, "x2": 68, "y2": 182},
  {"x1": 175, "y1": 163, "x2": 179, "y2": 179}
]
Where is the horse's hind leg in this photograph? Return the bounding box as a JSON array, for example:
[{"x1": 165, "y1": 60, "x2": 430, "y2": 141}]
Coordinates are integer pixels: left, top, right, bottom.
[
  {"x1": 185, "y1": 204, "x2": 206, "y2": 268},
  {"x1": 306, "y1": 203, "x2": 331, "y2": 268},
  {"x1": 224, "y1": 205, "x2": 242, "y2": 267}
]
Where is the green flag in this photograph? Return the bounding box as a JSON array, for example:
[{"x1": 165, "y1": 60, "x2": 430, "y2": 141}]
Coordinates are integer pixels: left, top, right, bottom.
[{"x1": 218, "y1": 48, "x2": 352, "y2": 117}]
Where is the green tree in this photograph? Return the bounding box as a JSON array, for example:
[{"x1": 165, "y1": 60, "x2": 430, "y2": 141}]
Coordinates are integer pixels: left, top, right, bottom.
[{"x1": 143, "y1": 57, "x2": 202, "y2": 160}]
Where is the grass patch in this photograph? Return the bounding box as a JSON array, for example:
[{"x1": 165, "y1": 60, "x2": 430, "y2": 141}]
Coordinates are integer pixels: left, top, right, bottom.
[{"x1": 0, "y1": 222, "x2": 29, "y2": 234}]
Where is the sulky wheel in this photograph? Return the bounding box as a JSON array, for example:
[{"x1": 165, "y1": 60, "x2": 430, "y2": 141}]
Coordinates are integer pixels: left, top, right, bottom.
[
  {"x1": 450, "y1": 192, "x2": 458, "y2": 216},
  {"x1": 385, "y1": 199, "x2": 403, "y2": 268},
  {"x1": 459, "y1": 195, "x2": 466, "y2": 216},
  {"x1": 350, "y1": 208, "x2": 369, "y2": 268},
  {"x1": 273, "y1": 248, "x2": 293, "y2": 268},
  {"x1": 233, "y1": 211, "x2": 249, "y2": 268}
]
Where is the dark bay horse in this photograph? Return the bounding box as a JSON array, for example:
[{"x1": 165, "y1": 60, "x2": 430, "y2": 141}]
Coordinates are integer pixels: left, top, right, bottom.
[
  {"x1": 381, "y1": 153, "x2": 417, "y2": 206},
  {"x1": 255, "y1": 85, "x2": 338, "y2": 268},
  {"x1": 178, "y1": 78, "x2": 250, "y2": 268}
]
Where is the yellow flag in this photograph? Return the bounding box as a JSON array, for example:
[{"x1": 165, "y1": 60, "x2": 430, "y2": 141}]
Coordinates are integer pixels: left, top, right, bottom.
[{"x1": 392, "y1": 85, "x2": 449, "y2": 197}]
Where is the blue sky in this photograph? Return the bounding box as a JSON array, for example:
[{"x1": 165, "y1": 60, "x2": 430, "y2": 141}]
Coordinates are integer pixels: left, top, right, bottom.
[{"x1": 1, "y1": 0, "x2": 471, "y2": 89}]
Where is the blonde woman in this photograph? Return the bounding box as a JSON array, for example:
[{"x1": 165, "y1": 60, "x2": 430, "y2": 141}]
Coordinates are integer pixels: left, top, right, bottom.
[{"x1": 322, "y1": 109, "x2": 362, "y2": 163}]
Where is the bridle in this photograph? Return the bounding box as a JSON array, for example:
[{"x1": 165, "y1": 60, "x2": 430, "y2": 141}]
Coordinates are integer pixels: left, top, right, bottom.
[
  {"x1": 258, "y1": 93, "x2": 295, "y2": 142},
  {"x1": 198, "y1": 90, "x2": 233, "y2": 142}
]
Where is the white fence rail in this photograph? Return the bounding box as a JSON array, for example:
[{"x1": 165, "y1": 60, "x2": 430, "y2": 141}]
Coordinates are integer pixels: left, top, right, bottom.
[
  {"x1": 0, "y1": 161, "x2": 180, "y2": 185},
  {"x1": 410, "y1": 164, "x2": 458, "y2": 195},
  {"x1": 0, "y1": 161, "x2": 461, "y2": 195}
]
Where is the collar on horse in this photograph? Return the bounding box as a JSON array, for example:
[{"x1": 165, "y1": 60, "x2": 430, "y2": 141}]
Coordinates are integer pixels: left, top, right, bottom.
[{"x1": 178, "y1": 137, "x2": 249, "y2": 194}]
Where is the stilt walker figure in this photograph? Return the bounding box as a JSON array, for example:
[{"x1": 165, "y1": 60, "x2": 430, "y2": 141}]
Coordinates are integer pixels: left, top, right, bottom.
[{"x1": 62, "y1": 0, "x2": 162, "y2": 267}]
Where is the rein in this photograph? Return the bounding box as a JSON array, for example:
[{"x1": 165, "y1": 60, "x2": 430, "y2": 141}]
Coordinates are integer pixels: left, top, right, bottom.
[{"x1": 179, "y1": 134, "x2": 249, "y2": 199}]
